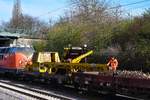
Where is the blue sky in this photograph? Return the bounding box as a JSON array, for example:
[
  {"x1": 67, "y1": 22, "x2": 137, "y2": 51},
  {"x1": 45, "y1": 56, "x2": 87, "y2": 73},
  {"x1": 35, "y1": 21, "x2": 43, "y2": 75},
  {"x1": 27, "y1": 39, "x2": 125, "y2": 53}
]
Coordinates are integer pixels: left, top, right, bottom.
[
  {"x1": 116, "y1": 0, "x2": 150, "y2": 17},
  {"x1": 0, "y1": 0, "x2": 150, "y2": 23},
  {"x1": 0, "y1": 0, "x2": 68, "y2": 22}
]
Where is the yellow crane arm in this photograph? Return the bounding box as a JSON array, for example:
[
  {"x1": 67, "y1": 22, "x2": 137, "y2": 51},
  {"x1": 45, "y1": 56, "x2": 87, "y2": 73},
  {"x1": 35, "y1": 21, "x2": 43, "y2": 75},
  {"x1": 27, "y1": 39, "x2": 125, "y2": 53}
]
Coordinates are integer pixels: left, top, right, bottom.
[{"x1": 71, "y1": 50, "x2": 93, "y2": 63}]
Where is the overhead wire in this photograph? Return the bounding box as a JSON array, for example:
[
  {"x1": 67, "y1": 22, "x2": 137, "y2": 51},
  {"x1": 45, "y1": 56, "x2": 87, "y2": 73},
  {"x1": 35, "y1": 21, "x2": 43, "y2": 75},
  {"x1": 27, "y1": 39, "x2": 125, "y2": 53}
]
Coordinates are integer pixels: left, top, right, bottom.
[
  {"x1": 123, "y1": 1, "x2": 150, "y2": 17},
  {"x1": 108, "y1": 0, "x2": 150, "y2": 10},
  {"x1": 4, "y1": 0, "x2": 150, "y2": 35},
  {"x1": 36, "y1": 2, "x2": 75, "y2": 18},
  {"x1": 126, "y1": 3, "x2": 150, "y2": 11},
  {"x1": 36, "y1": 0, "x2": 150, "y2": 18}
]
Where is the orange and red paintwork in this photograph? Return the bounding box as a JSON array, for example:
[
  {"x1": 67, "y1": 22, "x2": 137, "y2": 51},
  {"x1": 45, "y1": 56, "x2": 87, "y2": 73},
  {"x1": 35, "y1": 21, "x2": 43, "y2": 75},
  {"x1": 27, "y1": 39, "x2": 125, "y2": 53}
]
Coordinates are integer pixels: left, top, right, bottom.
[
  {"x1": 0, "y1": 46, "x2": 34, "y2": 70},
  {"x1": 0, "y1": 52, "x2": 30, "y2": 70}
]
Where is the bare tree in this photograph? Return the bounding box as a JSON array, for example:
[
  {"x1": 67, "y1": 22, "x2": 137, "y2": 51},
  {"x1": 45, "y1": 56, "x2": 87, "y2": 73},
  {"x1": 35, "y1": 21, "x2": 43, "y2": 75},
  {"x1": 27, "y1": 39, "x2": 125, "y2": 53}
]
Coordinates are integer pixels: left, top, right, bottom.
[
  {"x1": 11, "y1": 0, "x2": 23, "y2": 29},
  {"x1": 63, "y1": 0, "x2": 123, "y2": 48},
  {"x1": 1, "y1": 0, "x2": 49, "y2": 39}
]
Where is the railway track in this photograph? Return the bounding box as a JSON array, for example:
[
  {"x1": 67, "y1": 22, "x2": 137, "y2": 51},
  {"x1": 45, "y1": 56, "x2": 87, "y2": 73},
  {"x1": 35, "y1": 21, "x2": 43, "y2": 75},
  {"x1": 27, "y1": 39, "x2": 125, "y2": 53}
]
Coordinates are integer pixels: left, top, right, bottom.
[
  {"x1": 0, "y1": 78, "x2": 148, "y2": 100},
  {"x1": 0, "y1": 80, "x2": 73, "y2": 100},
  {"x1": 115, "y1": 94, "x2": 144, "y2": 100}
]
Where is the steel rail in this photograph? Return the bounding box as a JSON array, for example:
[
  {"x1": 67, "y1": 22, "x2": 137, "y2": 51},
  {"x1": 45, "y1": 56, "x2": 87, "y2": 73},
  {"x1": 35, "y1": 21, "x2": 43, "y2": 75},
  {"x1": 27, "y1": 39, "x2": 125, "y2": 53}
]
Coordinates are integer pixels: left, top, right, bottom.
[{"x1": 0, "y1": 80, "x2": 72, "y2": 100}]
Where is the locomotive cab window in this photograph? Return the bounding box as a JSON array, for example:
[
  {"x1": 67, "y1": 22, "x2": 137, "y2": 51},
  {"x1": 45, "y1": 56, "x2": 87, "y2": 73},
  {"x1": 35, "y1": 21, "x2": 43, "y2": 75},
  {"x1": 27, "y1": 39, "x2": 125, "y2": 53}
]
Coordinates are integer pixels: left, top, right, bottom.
[{"x1": 0, "y1": 55, "x2": 4, "y2": 60}]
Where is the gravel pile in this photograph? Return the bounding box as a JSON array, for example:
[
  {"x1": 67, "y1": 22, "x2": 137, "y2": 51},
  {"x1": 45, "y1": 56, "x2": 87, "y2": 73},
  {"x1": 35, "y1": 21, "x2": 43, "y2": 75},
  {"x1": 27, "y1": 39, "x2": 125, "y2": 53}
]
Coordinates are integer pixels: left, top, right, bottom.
[
  {"x1": 117, "y1": 70, "x2": 150, "y2": 79},
  {"x1": 99, "y1": 70, "x2": 150, "y2": 79}
]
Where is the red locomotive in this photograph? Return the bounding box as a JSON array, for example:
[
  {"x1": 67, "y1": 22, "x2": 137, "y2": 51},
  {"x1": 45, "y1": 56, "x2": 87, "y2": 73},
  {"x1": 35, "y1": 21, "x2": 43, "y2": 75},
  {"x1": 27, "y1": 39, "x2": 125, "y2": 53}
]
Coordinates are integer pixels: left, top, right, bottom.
[{"x1": 0, "y1": 46, "x2": 34, "y2": 72}]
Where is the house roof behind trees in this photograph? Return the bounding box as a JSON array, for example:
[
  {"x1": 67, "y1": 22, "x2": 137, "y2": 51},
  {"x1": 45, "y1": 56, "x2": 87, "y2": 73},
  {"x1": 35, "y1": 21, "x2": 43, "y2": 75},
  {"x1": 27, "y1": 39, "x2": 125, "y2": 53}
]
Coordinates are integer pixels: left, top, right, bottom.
[{"x1": 0, "y1": 32, "x2": 20, "y2": 39}]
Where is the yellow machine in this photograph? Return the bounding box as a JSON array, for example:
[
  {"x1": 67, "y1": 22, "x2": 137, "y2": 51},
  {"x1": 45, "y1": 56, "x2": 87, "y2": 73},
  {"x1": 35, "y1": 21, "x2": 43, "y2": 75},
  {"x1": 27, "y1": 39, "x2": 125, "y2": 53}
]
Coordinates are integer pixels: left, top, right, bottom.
[
  {"x1": 26, "y1": 46, "x2": 107, "y2": 77},
  {"x1": 37, "y1": 52, "x2": 61, "y2": 63},
  {"x1": 26, "y1": 52, "x2": 61, "y2": 73},
  {"x1": 71, "y1": 50, "x2": 93, "y2": 63}
]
